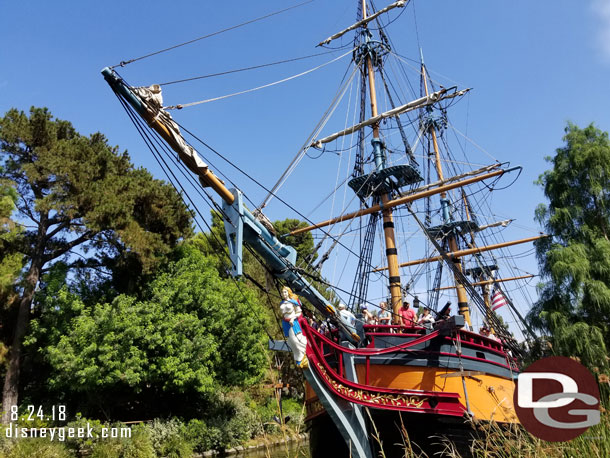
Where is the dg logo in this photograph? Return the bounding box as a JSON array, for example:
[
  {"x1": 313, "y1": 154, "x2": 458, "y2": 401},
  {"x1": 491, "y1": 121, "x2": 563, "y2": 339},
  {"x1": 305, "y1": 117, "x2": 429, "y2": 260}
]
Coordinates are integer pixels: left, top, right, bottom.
[{"x1": 514, "y1": 356, "x2": 601, "y2": 441}]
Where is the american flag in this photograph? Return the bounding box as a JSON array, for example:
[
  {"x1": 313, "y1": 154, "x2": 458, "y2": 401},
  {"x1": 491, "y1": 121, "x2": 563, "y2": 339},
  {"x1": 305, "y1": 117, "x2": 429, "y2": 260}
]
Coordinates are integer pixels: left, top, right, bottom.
[{"x1": 491, "y1": 287, "x2": 508, "y2": 311}]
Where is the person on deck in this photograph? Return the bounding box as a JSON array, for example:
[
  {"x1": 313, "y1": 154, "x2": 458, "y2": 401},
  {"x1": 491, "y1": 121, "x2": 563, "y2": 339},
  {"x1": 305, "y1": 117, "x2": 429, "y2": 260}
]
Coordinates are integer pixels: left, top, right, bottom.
[
  {"x1": 480, "y1": 325, "x2": 501, "y2": 342},
  {"x1": 338, "y1": 302, "x2": 357, "y2": 341},
  {"x1": 399, "y1": 301, "x2": 418, "y2": 328},
  {"x1": 378, "y1": 301, "x2": 392, "y2": 327},
  {"x1": 361, "y1": 305, "x2": 376, "y2": 325},
  {"x1": 280, "y1": 286, "x2": 308, "y2": 369},
  {"x1": 417, "y1": 306, "x2": 435, "y2": 329}
]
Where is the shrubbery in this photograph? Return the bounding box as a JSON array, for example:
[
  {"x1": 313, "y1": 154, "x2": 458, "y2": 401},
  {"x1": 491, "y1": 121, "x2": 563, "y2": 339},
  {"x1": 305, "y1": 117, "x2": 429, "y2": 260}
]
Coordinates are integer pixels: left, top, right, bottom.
[{"x1": 0, "y1": 391, "x2": 299, "y2": 457}]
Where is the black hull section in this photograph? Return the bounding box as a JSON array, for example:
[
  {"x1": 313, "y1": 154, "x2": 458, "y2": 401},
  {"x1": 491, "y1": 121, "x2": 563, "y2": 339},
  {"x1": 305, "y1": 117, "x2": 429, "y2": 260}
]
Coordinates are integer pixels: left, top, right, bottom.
[{"x1": 309, "y1": 410, "x2": 478, "y2": 458}]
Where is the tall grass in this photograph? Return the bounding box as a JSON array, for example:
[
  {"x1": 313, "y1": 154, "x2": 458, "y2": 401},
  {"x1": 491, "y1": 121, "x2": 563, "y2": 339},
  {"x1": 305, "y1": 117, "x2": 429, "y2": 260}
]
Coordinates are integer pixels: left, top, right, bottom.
[{"x1": 402, "y1": 402, "x2": 610, "y2": 457}]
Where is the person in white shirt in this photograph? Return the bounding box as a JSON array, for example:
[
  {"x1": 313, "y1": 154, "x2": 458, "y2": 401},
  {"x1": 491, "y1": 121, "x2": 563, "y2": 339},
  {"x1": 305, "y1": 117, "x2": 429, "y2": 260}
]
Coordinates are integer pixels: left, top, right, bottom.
[
  {"x1": 338, "y1": 302, "x2": 357, "y2": 338},
  {"x1": 417, "y1": 306, "x2": 435, "y2": 329}
]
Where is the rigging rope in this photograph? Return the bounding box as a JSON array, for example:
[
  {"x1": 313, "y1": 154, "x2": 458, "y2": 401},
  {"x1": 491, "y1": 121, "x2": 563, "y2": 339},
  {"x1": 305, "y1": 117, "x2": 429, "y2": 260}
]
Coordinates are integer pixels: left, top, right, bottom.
[
  {"x1": 258, "y1": 55, "x2": 362, "y2": 210},
  {"x1": 405, "y1": 204, "x2": 531, "y2": 357},
  {"x1": 111, "y1": 0, "x2": 314, "y2": 68},
  {"x1": 158, "y1": 51, "x2": 339, "y2": 86},
  {"x1": 118, "y1": 90, "x2": 328, "y2": 338},
  {"x1": 173, "y1": 120, "x2": 402, "y2": 300},
  {"x1": 348, "y1": 210, "x2": 380, "y2": 309},
  {"x1": 165, "y1": 49, "x2": 355, "y2": 110}
]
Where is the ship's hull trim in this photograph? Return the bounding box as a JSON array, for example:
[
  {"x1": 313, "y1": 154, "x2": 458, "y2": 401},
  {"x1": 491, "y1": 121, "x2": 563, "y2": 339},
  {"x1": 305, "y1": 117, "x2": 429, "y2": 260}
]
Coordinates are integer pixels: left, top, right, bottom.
[{"x1": 303, "y1": 319, "x2": 519, "y2": 424}]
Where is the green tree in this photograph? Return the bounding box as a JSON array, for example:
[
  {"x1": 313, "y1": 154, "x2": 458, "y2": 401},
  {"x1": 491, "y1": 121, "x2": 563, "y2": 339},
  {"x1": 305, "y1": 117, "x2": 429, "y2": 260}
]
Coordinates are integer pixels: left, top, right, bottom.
[
  {"x1": 0, "y1": 107, "x2": 192, "y2": 422},
  {"x1": 0, "y1": 180, "x2": 22, "y2": 296},
  {"x1": 0, "y1": 180, "x2": 23, "y2": 368},
  {"x1": 531, "y1": 122, "x2": 610, "y2": 369},
  {"x1": 273, "y1": 218, "x2": 317, "y2": 265},
  {"x1": 28, "y1": 244, "x2": 267, "y2": 418}
]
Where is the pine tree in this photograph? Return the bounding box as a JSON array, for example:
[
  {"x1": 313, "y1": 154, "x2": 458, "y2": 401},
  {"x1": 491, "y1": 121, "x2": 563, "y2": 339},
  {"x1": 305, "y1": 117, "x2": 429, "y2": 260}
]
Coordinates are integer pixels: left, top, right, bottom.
[
  {"x1": 0, "y1": 180, "x2": 23, "y2": 369},
  {"x1": 0, "y1": 107, "x2": 192, "y2": 422}
]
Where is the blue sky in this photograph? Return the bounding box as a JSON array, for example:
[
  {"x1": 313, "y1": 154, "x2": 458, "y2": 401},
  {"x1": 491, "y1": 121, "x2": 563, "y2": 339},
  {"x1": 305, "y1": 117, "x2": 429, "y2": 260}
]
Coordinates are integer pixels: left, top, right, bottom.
[{"x1": 2, "y1": 0, "x2": 610, "y2": 332}]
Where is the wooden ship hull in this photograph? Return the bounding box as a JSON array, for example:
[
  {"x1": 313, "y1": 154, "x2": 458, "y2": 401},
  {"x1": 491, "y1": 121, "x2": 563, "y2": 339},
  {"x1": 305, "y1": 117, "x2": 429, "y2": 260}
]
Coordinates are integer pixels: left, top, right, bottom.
[{"x1": 301, "y1": 318, "x2": 519, "y2": 456}]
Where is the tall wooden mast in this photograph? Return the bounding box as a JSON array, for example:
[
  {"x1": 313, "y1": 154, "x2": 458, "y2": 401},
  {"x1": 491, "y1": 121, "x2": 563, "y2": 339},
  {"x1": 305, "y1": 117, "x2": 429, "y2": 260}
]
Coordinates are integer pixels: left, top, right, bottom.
[
  {"x1": 421, "y1": 62, "x2": 472, "y2": 327},
  {"x1": 361, "y1": 0, "x2": 403, "y2": 320}
]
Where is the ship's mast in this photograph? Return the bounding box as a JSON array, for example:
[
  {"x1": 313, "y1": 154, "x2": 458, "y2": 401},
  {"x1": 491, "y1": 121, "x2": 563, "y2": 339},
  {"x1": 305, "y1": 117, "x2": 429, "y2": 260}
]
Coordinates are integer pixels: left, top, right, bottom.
[
  {"x1": 421, "y1": 61, "x2": 472, "y2": 327},
  {"x1": 360, "y1": 0, "x2": 403, "y2": 320}
]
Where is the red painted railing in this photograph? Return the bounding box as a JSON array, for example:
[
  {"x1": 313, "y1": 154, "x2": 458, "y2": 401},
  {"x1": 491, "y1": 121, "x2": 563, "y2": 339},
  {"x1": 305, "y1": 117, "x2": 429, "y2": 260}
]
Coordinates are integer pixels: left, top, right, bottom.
[{"x1": 302, "y1": 319, "x2": 467, "y2": 417}]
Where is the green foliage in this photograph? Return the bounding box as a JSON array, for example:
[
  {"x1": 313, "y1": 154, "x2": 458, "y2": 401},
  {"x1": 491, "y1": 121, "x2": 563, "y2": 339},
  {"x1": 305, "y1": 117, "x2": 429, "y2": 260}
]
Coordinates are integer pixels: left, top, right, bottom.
[
  {"x1": 63, "y1": 417, "x2": 154, "y2": 458},
  {"x1": 150, "y1": 244, "x2": 268, "y2": 387},
  {"x1": 121, "y1": 425, "x2": 155, "y2": 458},
  {"x1": 0, "y1": 439, "x2": 73, "y2": 458},
  {"x1": 0, "y1": 107, "x2": 193, "y2": 417},
  {"x1": 0, "y1": 107, "x2": 193, "y2": 276},
  {"x1": 63, "y1": 415, "x2": 107, "y2": 452},
  {"x1": 148, "y1": 419, "x2": 193, "y2": 458},
  {"x1": 532, "y1": 122, "x2": 610, "y2": 368},
  {"x1": 254, "y1": 395, "x2": 305, "y2": 434},
  {"x1": 274, "y1": 218, "x2": 317, "y2": 264},
  {"x1": 0, "y1": 179, "x2": 22, "y2": 294},
  {"x1": 182, "y1": 392, "x2": 263, "y2": 452},
  {"x1": 190, "y1": 211, "x2": 231, "y2": 272},
  {"x1": 89, "y1": 440, "x2": 124, "y2": 458},
  {"x1": 0, "y1": 180, "x2": 23, "y2": 367},
  {"x1": 28, "y1": 244, "x2": 268, "y2": 418}
]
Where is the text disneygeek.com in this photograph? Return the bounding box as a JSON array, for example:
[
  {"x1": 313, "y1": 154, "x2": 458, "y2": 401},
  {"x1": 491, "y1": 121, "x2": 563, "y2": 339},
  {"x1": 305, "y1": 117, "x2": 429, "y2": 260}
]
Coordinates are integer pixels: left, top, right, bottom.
[{"x1": 4, "y1": 423, "x2": 132, "y2": 441}]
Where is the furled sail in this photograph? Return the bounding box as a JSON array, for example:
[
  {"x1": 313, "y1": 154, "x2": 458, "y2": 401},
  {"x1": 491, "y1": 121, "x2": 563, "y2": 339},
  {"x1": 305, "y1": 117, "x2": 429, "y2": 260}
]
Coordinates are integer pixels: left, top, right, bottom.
[{"x1": 310, "y1": 87, "x2": 469, "y2": 148}]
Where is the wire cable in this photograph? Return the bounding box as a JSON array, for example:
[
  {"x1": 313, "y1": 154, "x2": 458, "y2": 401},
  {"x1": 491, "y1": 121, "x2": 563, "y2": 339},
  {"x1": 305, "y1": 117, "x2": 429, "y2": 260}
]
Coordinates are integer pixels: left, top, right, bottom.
[
  {"x1": 111, "y1": 0, "x2": 314, "y2": 68},
  {"x1": 158, "y1": 51, "x2": 338, "y2": 86}
]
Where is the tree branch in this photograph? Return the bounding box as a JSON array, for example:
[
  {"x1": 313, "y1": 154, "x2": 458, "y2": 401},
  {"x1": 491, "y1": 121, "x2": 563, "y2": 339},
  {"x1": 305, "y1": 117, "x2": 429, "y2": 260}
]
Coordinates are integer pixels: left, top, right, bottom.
[
  {"x1": 18, "y1": 197, "x2": 39, "y2": 225},
  {"x1": 43, "y1": 230, "x2": 95, "y2": 263},
  {"x1": 45, "y1": 220, "x2": 71, "y2": 241}
]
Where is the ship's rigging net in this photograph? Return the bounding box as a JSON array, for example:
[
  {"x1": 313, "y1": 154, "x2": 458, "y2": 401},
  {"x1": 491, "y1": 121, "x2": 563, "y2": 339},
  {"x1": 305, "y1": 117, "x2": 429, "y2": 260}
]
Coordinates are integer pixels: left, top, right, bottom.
[{"x1": 348, "y1": 210, "x2": 380, "y2": 310}]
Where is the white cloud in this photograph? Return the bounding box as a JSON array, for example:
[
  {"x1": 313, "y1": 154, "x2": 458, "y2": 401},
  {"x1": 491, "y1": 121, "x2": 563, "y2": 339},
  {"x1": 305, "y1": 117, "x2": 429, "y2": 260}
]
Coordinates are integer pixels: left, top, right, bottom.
[{"x1": 592, "y1": 0, "x2": 610, "y2": 61}]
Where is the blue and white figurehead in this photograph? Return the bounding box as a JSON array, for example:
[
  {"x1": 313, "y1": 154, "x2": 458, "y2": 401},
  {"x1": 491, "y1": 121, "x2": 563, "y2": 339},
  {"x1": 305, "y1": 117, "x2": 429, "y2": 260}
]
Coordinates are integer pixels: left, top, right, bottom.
[{"x1": 280, "y1": 286, "x2": 309, "y2": 369}]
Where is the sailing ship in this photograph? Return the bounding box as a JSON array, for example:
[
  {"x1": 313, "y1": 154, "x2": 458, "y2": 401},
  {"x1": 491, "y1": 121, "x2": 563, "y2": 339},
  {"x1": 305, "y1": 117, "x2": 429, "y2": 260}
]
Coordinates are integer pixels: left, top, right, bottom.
[{"x1": 101, "y1": 1, "x2": 540, "y2": 456}]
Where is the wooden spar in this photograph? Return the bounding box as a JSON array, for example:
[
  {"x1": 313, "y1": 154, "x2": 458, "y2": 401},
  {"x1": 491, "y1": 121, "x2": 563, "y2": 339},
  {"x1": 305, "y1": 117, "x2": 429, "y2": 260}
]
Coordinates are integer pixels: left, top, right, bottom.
[
  {"x1": 310, "y1": 88, "x2": 468, "y2": 148},
  {"x1": 421, "y1": 61, "x2": 470, "y2": 325},
  {"x1": 433, "y1": 274, "x2": 535, "y2": 291},
  {"x1": 396, "y1": 163, "x2": 501, "y2": 197},
  {"x1": 101, "y1": 68, "x2": 235, "y2": 205},
  {"x1": 482, "y1": 287, "x2": 494, "y2": 334},
  {"x1": 289, "y1": 168, "x2": 507, "y2": 236},
  {"x1": 317, "y1": 0, "x2": 406, "y2": 46},
  {"x1": 373, "y1": 235, "x2": 546, "y2": 272},
  {"x1": 360, "y1": 0, "x2": 403, "y2": 318},
  {"x1": 448, "y1": 235, "x2": 471, "y2": 325},
  {"x1": 136, "y1": 113, "x2": 235, "y2": 204}
]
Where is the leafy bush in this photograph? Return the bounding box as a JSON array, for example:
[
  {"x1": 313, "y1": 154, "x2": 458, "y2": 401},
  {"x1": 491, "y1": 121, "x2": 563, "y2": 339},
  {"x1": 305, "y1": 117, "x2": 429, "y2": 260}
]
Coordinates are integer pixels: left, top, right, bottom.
[
  {"x1": 89, "y1": 439, "x2": 123, "y2": 458},
  {"x1": 32, "y1": 246, "x2": 268, "y2": 420},
  {"x1": 63, "y1": 415, "x2": 106, "y2": 452},
  {"x1": 181, "y1": 392, "x2": 263, "y2": 452},
  {"x1": 148, "y1": 418, "x2": 192, "y2": 457},
  {"x1": 254, "y1": 395, "x2": 305, "y2": 433},
  {"x1": 0, "y1": 438, "x2": 73, "y2": 458},
  {"x1": 121, "y1": 424, "x2": 155, "y2": 458},
  {"x1": 62, "y1": 416, "x2": 154, "y2": 458}
]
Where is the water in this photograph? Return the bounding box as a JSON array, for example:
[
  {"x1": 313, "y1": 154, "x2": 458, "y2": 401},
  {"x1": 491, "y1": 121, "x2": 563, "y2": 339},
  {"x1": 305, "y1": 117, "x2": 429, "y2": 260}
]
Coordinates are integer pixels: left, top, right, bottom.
[{"x1": 236, "y1": 440, "x2": 311, "y2": 458}]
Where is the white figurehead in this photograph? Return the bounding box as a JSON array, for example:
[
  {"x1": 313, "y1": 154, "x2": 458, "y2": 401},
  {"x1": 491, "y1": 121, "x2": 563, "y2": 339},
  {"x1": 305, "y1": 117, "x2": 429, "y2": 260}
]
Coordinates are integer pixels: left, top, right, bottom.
[{"x1": 280, "y1": 286, "x2": 308, "y2": 369}]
